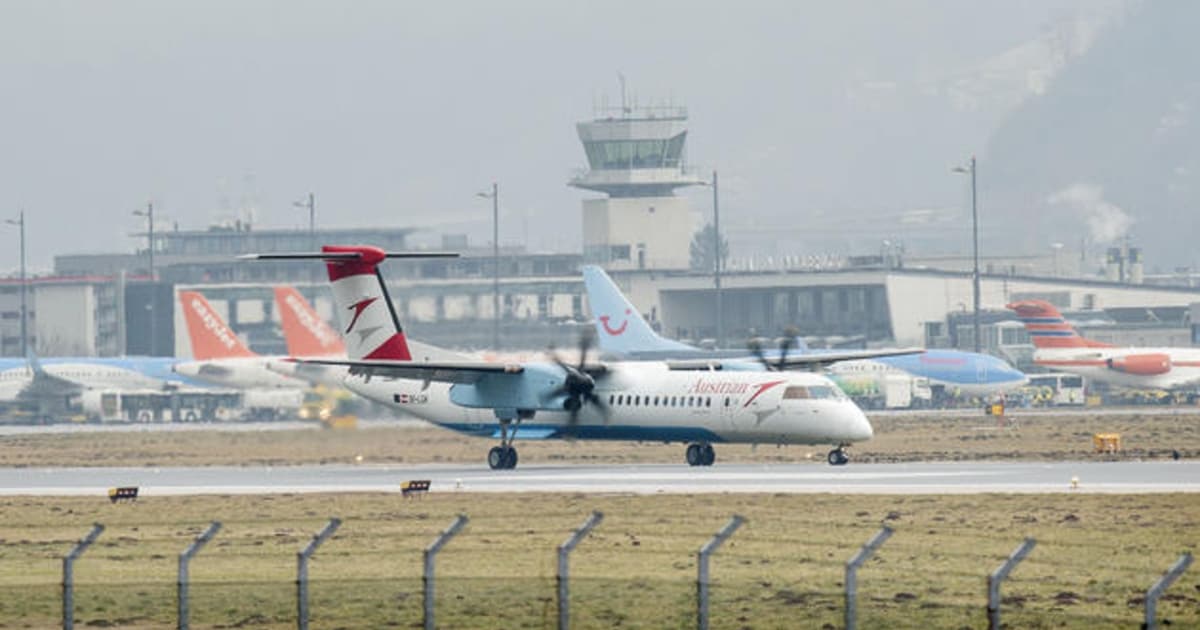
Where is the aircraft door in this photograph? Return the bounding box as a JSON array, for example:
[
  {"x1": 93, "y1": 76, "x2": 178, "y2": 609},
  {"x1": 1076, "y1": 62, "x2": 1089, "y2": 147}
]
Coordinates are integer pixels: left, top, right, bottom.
[{"x1": 720, "y1": 395, "x2": 737, "y2": 431}]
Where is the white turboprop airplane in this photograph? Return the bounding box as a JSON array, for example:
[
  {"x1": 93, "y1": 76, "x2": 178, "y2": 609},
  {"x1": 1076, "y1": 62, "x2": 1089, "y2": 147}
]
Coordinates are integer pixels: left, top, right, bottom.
[
  {"x1": 245, "y1": 246, "x2": 922, "y2": 469},
  {"x1": 1009, "y1": 299, "x2": 1200, "y2": 390}
]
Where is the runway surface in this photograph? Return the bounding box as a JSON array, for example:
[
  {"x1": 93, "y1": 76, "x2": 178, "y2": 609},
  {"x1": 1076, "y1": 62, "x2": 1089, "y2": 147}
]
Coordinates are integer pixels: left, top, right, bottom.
[{"x1": 1, "y1": 460, "x2": 1197, "y2": 495}]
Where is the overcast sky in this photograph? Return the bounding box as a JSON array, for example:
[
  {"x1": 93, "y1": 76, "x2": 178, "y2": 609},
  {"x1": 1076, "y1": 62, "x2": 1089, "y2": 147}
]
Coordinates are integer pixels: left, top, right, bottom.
[{"x1": 0, "y1": 0, "x2": 1121, "y2": 269}]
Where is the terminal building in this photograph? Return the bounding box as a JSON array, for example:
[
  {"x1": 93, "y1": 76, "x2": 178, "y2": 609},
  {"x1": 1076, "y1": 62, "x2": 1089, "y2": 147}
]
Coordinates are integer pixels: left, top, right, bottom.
[{"x1": 12, "y1": 101, "x2": 1200, "y2": 362}]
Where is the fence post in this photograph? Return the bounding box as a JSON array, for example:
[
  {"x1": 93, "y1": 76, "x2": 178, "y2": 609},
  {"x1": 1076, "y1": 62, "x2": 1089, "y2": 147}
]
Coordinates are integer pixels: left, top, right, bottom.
[
  {"x1": 845, "y1": 526, "x2": 893, "y2": 630},
  {"x1": 424, "y1": 514, "x2": 468, "y2": 630},
  {"x1": 297, "y1": 518, "x2": 341, "y2": 630},
  {"x1": 558, "y1": 511, "x2": 604, "y2": 630},
  {"x1": 178, "y1": 521, "x2": 221, "y2": 630},
  {"x1": 1144, "y1": 552, "x2": 1193, "y2": 630},
  {"x1": 987, "y1": 537, "x2": 1036, "y2": 630},
  {"x1": 697, "y1": 514, "x2": 746, "y2": 630},
  {"x1": 62, "y1": 523, "x2": 104, "y2": 630}
]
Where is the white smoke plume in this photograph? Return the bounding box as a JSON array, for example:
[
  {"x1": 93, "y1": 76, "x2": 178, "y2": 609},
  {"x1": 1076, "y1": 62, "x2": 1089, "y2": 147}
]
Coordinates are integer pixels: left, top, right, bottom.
[{"x1": 1046, "y1": 183, "x2": 1134, "y2": 243}]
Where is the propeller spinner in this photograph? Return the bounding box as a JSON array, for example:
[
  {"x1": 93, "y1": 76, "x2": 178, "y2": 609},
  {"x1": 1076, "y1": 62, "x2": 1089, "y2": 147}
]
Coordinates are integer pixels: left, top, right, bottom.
[{"x1": 546, "y1": 329, "x2": 608, "y2": 426}]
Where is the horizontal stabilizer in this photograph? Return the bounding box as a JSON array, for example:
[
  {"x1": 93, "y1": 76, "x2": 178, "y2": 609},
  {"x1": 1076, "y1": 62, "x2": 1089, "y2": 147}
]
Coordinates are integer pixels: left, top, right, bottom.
[{"x1": 238, "y1": 251, "x2": 459, "y2": 260}]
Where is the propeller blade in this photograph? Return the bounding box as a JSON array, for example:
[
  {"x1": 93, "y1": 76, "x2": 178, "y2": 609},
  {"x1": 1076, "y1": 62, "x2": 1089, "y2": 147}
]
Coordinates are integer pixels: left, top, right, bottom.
[
  {"x1": 577, "y1": 327, "x2": 595, "y2": 370},
  {"x1": 775, "y1": 335, "x2": 794, "y2": 372},
  {"x1": 748, "y1": 338, "x2": 773, "y2": 372},
  {"x1": 584, "y1": 391, "x2": 611, "y2": 424}
]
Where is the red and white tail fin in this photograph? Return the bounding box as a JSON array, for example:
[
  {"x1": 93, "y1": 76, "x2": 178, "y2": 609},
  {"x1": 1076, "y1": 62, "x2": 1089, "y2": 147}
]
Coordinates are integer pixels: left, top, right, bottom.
[
  {"x1": 179, "y1": 291, "x2": 258, "y2": 360},
  {"x1": 1007, "y1": 299, "x2": 1112, "y2": 349},
  {"x1": 273, "y1": 286, "x2": 346, "y2": 358},
  {"x1": 323, "y1": 245, "x2": 412, "y2": 361}
]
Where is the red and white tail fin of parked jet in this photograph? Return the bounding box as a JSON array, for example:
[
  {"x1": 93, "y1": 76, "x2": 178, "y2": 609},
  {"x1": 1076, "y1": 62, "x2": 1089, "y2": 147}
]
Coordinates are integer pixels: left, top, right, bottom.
[
  {"x1": 1008, "y1": 299, "x2": 1200, "y2": 390},
  {"x1": 1007, "y1": 300, "x2": 1112, "y2": 349},
  {"x1": 273, "y1": 286, "x2": 346, "y2": 358}
]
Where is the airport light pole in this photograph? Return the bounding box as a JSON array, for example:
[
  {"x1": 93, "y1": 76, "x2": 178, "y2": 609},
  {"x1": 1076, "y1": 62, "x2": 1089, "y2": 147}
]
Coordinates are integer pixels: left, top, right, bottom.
[
  {"x1": 953, "y1": 157, "x2": 981, "y2": 353},
  {"x1": 5, "y1": 211, "x2": 27, "y2": 358},
  {"x1": 699, "y1": 171, "x2": 723, "y2": 348},
  {"x1": 712, "y1": 170, "x2": 723, "y2": 349},
  {"x1": 293, "y1": 193, "x2": 316, "y2": 287},
  {"x1": 476, "y1": 183, "x2": 500, "y2": 351},
  {"x1": 133, "y1": 203, "x2": 156, "y2": 356}
]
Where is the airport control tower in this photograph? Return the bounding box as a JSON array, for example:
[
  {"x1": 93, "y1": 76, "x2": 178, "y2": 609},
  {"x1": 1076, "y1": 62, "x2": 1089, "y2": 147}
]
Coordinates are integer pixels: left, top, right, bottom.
[{"x1": 571, "y1": 101, "x2": 704, "y2": 270}]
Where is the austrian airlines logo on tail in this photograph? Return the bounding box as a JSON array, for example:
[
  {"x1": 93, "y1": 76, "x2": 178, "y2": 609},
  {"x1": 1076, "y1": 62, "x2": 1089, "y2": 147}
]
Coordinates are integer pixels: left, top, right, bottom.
[
  {"x1": 346, "y1": 297, "x2": 379, "y2": 334},
  {"x1": 600, "y1": 309, "x2": 631, "y2": 336}
]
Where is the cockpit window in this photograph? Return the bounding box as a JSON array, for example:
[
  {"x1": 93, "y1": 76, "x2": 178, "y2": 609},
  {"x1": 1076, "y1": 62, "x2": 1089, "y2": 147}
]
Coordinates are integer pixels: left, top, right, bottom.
[
  {"x1": 808, "y1": 385, "x2": 842, "y2": 399},
  {"x1": 782, "y1": 386, "x2": 810, "y2": 399}
]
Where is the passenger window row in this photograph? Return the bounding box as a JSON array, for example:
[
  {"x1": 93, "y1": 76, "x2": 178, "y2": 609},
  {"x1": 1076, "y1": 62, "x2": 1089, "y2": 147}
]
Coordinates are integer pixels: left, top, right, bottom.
[{"x1": 606, "y1": 394, "x2": 721, "y2": 408}]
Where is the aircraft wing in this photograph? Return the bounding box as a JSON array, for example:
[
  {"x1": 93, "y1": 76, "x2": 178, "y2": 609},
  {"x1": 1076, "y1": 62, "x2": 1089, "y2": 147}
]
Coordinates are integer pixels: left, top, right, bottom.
[
  {"x1": 17, "y1": 367, "x2": 83, "y2": 399},
  {"x1": 666, "y1": 347, "x2": 925, "y2": 371},
  {"x1": 292, "y1": 358, "x2": 527, "y2": 384}
]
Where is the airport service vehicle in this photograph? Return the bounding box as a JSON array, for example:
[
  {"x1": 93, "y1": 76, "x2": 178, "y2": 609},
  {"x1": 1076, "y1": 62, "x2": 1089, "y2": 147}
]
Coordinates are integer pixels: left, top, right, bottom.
[
  {"x1": 582, "y1": 266, "x2": 1028, "y2": 399},
  {"x1": 1009, "y1": 299, "x2": 1200, "y2": 390},
  {"x1": 1024, "y1": 373, "x2": 1086, "y2": 406},
  {"x1": 835, "y1": 371, "x2": 932, "y2": 409},
  {"x1": 245, "y1": 246, "x2": 894, "y2": 469}
]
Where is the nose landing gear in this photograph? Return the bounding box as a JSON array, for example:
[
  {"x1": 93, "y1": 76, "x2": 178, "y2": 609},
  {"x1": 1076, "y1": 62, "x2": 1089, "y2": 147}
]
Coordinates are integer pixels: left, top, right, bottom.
[
  {"x1": 686, "y1": 443, "x2": 715, "y2": 467},
  {"x1": 827, "y1": 447, "x2": 849, "y2": 466}
]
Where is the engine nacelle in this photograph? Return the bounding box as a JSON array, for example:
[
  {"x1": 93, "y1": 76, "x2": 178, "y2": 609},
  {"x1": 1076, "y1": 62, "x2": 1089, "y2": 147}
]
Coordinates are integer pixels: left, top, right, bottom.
[{"x1": 1106, "y1": 353, "x2": 1172, "y2": 376}]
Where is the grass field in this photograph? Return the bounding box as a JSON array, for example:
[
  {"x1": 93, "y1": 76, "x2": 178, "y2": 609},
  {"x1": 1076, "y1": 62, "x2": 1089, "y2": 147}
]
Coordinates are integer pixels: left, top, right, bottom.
[
  {"x1": 1, "y1": 492, "x2": 1198, "y2": 628},
  {"x1": 1, "y1": 410, "x2": 1197, "y2": 468}
]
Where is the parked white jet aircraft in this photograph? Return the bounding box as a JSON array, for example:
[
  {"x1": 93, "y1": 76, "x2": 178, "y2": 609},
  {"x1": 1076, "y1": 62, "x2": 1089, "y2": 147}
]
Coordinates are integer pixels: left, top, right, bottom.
[
  {"x1": 244, "y1": 246, "x2": 914, "y2": 469},
  {"x1": 1009, "y1": 299, "x2": 1200, "y2": 390},
  {"x1": 582, "y1": 265, "x2": 1027, "y2": 397}
]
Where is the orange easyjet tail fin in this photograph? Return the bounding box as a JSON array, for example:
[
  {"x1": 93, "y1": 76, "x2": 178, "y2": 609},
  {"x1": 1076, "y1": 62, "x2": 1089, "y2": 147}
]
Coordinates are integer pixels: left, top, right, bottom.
[
  {"x1": 179, "y1": 291, "x2": 258, "y2": 360},
  {"x1": 1007, "y1": 300, "x2": 1112, "y2": 349},
  {"x1": 273, "y1": 286, "x2": 346, "y2": 357}
]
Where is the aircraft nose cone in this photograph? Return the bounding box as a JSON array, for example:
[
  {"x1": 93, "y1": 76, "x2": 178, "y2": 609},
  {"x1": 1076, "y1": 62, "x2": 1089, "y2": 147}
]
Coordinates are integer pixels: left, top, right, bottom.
[{"x1": 849, "y1": 405, "x2": 874, "y2": 442}]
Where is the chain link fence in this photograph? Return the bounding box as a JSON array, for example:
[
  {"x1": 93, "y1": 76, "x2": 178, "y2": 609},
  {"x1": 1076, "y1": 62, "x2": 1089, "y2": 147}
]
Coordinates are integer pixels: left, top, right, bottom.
[{"x1": 1, "y1": 499, "x2": 1197, "y2": 628}]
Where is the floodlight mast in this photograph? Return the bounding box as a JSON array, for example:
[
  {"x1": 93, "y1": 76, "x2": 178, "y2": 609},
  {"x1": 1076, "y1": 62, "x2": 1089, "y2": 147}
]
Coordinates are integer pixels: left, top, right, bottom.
[{"x1": 953, "y1": 157, "x2": 981, "y2": 353}]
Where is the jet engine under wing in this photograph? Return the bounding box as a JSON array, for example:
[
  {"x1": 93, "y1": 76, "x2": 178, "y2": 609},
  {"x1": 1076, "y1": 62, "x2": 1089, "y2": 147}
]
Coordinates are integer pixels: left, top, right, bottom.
[
  {"x1": 666, "y1": 347, "x2": 925, "y2": 371},
  {"x1": 291, "y1": 358, "x2": 527, "y2": 383}
]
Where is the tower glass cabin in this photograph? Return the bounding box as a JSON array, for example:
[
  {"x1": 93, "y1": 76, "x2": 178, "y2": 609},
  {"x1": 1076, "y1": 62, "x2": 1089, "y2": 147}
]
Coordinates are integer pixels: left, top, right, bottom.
[{"x1": 571, "y1": 105, "x2": 704, "y2": 270}]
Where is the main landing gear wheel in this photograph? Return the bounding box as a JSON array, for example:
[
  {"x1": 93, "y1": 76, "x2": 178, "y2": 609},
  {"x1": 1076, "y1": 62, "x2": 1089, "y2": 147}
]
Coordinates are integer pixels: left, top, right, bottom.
[
  {"x1": 686, "y1": 443, "x2": 716, "y2": 467},
  {"x1": 827, "y1": 448, "x2": 849, "y2": 466},
  {"x1": 488, "y1": 445, "x2": 518, "y2": 470}
]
